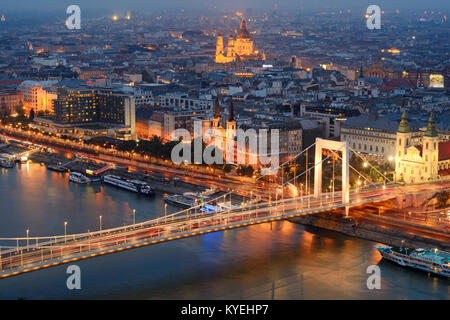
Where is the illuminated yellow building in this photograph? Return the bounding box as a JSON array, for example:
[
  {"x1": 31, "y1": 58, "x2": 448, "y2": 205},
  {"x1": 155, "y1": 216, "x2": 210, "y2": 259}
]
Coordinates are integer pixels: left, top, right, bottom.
[
  {"x1": 395, "y1": 112, "x2": 450, "y2": 184},
  {"x1": 215, "y1": 19, "x2": 265, "y2": 64},
  {"x1": 429, "y1": 74, "x2": 444, "y2": 88},
  {"x1": 17, "y1": 80, "x2": 58, "y2": 114}
]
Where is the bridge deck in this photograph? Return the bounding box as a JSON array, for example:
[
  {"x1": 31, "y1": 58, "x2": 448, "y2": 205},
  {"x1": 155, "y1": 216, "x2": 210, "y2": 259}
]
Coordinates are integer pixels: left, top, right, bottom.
[{"x1": 0, "y1": 189, "x2": 398, "y2": 279}]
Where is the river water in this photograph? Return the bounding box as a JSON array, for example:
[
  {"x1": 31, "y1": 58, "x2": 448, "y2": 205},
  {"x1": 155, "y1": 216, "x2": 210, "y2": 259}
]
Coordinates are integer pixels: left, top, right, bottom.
[{"x1": 0, "y1": 163, "x2": 448, "y2": 299}]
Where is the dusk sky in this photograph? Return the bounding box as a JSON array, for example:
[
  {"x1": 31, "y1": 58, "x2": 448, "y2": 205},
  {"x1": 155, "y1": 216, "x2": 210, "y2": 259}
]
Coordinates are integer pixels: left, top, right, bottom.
[{"x1": 1, "y1": 0, "x2": 449, "y2": 14}]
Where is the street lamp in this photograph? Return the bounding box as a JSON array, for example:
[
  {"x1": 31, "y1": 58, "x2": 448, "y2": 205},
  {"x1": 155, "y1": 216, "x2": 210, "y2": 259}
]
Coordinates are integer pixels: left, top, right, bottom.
[
  {"x1": 132, "y1": 209, "x2": 136, "y2": 225},
  {"x1": 26, "y1": 229, "x2": 29, "y2": 251},
  {"x1": 99, "y1": 216, "x2": 102, "y2": 231},
  {"x1": 164, "y1": 204, "x2": 167, "y2": 223},
  {"x1": 64, "y1": 222, "x2": 68, "y2": 243}
]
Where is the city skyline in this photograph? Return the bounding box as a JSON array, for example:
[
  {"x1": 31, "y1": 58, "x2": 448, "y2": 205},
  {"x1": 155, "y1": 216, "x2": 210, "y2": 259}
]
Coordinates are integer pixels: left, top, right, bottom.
[
  {"x1": 1, "y1": 0, "x2": 450, "y2": 14},
  {"x1": 0, "y1": 0, "x2": 448, "y2": 302}
]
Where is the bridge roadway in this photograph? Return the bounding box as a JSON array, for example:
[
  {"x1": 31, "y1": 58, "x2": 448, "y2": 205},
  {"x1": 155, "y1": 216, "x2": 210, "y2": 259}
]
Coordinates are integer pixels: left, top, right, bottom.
[{"x1": 0, "y1": 182, "x2": 448, "y2": 279}]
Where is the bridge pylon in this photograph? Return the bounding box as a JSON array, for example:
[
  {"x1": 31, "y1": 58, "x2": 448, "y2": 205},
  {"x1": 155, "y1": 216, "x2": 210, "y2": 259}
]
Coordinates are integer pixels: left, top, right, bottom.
[{"x1": 313, "y1": 138, "x2": 350, "y2": 216}]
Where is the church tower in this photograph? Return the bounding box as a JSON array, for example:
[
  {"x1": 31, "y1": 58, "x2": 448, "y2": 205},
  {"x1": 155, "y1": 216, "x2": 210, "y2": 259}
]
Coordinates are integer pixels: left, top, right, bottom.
[
  {"x1": 212, "y1": 96, "x2": 222, "y2": 129},
  {"x1": 226, "y1": 99, "x2": 237, "y2": 164},
  {"x1": 395, "y1": 110, "x2": 412, "y2": 169},
  {"x1": 422, "y1": 112, "x2": 439, "y2": 181},
  {"x1": 226, "y1": 32, "x2": 235, "y2": 58},
  {"x1": 357, "y1": 65, "x2": 365, "y2": 89},
  {"x1": 215, "y1": 33, "x2": 224, "y2": 62},
  {"x1": 226, "y1": 99, "x2": 236, "y2": 131}
]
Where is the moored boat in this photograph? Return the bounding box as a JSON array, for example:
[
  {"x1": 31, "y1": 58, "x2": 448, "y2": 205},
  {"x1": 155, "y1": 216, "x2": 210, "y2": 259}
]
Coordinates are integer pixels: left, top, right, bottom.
[
  {"x1": 164, "y1": 188, "x2": 217, "y2": 208},
  {"x1": 164, "y1": 187, "x2": 236, "y2": 213},
  {"x1": 164, "y1": 193, "x2": 200, "y2": 208},
  {"x1": 69, "y1": 172, "x2": 91, "y2": 184},
  {"x1": 46, "y1": 164, "x2": 68, "y2": 173},
  {"x1": 102, "y1": 175, "x2": 154, "y2": 196},
  {"x1": 0, "y1": 158, "x2": 14, "y2": 168},
  {"x1": 375, "y1": 245, "x2": 450, "y2": 277}
]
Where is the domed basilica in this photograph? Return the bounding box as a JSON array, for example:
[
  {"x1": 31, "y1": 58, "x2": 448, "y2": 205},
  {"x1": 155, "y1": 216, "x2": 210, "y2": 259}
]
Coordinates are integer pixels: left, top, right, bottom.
[{"x1": 215, "y1": 19, "x2": 265, "y2": 64}]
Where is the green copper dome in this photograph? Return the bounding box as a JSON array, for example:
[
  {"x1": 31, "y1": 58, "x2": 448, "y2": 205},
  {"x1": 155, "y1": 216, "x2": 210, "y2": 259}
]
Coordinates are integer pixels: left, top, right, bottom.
[
  {"x1": 397, "y1": 111, "x2": 411, "y2": 133},
  {"x1": 424, "y1": 112, "x2": 438, "y2": 137}
]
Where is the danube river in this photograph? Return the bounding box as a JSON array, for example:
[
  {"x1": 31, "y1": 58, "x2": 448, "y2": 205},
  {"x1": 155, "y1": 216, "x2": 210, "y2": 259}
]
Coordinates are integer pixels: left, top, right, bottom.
[{"x1": 0, "y1": 163, "x2": 448, "y2": 299}]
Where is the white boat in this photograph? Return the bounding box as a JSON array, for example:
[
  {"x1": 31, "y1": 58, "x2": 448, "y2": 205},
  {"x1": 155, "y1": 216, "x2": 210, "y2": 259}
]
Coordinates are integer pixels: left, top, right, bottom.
[
  {"x1": 164, "y1": 189, "x2": 216, "y2": 208},
  {"x1": 164, "y1": 187, "x2": 237, "y2": 214},
  {"x1": 375, "y1": 245, "x2": 450, "y2": 277},
  {"x1": 103, "y1": 175, "x2": 154, "y2": 196},
  {"x1": 69, "y1": 172, "x2": 91, "y2": 184},
  {"x1": 74, "y1": 153, "x2": 88, "y2": 160},
  {"x1": 0, "y1": 158, "x2": 14, "y2": 168}
]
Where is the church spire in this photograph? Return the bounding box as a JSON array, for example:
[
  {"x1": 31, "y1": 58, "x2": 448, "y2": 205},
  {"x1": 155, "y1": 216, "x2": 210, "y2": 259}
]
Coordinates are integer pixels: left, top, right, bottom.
[
  {"x1": 237, "y1": 17, "x2": 251, "y2": 39},
  {"x1": 424, "y1": 112, "x2": 438, "y2": 137},
  {"x1": 240, "y1": 18, "x2": 247, "y2": 32},
  {"x1": 397, "y1": 110, "x2": 411, "y2": 133},
  {"x1": 228, "y1": 99, "x2": 235, "y2": 122},
  {"x1": 214, "y1": 96, "x2": 221, "y2": 118}
]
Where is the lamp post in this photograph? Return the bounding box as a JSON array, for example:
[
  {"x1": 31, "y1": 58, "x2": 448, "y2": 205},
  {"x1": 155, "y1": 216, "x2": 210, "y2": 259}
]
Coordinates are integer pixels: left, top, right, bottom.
[
  {"x1": 99, "y1": 216, "x2": 102, "y2": 231},
  {"x1": 132, "y1": 209, "x2": 136, "y2": 225},
  {"x1": 164, "y1": 204, "x2": 167, "y2": 223},
  {"x1": 64, "y1": 222, "x2": 67, "y2": 243},
  {"x1": 26, "y1": 229, "x2": 29, "y2": 251}
]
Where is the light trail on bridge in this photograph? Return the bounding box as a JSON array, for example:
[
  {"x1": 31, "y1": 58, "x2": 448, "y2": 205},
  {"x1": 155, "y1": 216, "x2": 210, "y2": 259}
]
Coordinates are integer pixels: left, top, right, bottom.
[
  {"x1": 0, "y1": 184, "x2": 434, "y2": 279},
  {"x1": 0, "y1": 139, "x2": 449, "y2": 279}
]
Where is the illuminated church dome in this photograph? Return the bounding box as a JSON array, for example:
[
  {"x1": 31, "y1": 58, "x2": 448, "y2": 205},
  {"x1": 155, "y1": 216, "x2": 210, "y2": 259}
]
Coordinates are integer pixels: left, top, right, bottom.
[{"x1": 215, "y1": 17, "x2": 264, "y2": 64}]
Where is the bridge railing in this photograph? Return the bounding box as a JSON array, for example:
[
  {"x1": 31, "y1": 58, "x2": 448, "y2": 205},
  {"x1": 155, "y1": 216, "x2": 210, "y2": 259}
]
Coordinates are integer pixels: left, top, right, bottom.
[
  {"x1": 0, "y1": 195, "x2": 352, "y2": 274},
  {"x1": 0, "y1": 183, "x2": 409, "y2": 275}
]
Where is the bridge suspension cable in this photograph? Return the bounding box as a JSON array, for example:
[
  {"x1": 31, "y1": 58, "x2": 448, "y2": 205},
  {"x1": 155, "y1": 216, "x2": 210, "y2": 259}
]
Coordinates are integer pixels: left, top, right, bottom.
[
  {"x1": 258, "y1": 148, "x2": 341, "y2": 200},
  {"x1": 0, "y1": 143, "x2": 318, "y2": 243},
  {"x1": 349, "y1": 146, "x2": 393, "y2": 183},
  {"x1": 333, "y1": 152, "x2": 377, "y2": 187}
]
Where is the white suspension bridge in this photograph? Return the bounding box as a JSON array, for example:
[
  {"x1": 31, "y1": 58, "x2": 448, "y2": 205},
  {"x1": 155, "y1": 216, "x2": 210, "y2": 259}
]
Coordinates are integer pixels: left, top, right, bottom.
[{"x1": 0, "y1": 138, "x2": 446, "y2": 279}]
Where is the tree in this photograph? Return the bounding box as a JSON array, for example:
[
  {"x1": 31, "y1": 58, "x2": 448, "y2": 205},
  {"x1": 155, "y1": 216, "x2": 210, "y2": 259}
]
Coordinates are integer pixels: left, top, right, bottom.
[
  {"x1": 223, "y1": 164, "x2": 234, "y2": 173},
  {"x1": 29, "y1": 108, "x2": 35, "y2": 121},
  {"x1": 437, "y1": 191, "x2": 449, "y2": 208},
  {"x1": 15, "y1": 105, "x2": 25, "y2": 117},
  {"x1": 237, "y1": 165, "x2": 254, "y2": 177},
  {"x1": 117, "y1": 140, "x2": 137, "y2": 152}
]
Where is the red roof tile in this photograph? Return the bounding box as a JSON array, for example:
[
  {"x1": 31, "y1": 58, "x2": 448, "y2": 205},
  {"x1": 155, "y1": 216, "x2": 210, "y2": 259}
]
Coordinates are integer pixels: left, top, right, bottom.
[
  {"x1": 412, "y1": 141, "x2": 450, "y2": 161},
  {"x1": 439, "y1": 141, "x2": 450, "y2": 161}
]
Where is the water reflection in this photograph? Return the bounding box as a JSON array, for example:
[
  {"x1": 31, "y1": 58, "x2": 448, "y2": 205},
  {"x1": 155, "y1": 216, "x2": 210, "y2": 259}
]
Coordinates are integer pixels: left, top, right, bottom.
[{"x1": 0, "y1": 163, "x2": 448, "y2": 300}]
